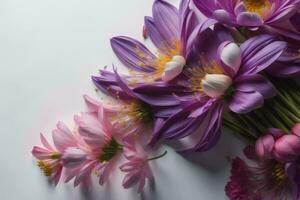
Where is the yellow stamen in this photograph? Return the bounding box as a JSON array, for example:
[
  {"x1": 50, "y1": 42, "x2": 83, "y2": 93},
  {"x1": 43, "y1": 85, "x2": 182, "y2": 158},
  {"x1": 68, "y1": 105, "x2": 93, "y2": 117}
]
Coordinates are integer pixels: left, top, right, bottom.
[
  {"x1": 187, "y1": 61, "x2": 224, "y2": 94},
  {"x1": 271, "y1": 163, "x2": 287, "y2": 186},
  {"x1": 129, "y1": 39, "x2": 182, "y2": 84},
  {"x1": 37, "y1": 160, "x2": 53, "y2": 177},
  {"x1": 243, "y1": 0, "x2": 271, "y2": 17}
]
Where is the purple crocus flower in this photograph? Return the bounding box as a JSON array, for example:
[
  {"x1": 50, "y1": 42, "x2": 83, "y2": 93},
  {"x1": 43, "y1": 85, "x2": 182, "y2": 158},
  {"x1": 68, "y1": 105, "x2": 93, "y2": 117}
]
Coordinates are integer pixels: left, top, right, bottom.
[
  {"x1": 108, "y1": 0, "x2": 199, "y2": 84},
  {"x1": 267, "y1": 39, "x2": 300, "y2": 77},
  {"x1": 136, "y1": 27, "x2": 286, "y2": 152},
  {"x1": 92, "y1": 0, "x2": 201, "y2": 125},
  {"x1": 193, "y1": 0, "x2": 300, "y2": 77},
  {"x1": 193, "y1": 0, "x2": 300, "y2": 30}
]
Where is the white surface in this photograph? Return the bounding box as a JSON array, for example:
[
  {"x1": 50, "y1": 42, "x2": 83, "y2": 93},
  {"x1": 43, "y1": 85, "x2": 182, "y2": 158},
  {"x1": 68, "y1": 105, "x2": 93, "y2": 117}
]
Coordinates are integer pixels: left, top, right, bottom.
[{"x1": 0, "y1": 0, "x2": 244, "y2": 199}]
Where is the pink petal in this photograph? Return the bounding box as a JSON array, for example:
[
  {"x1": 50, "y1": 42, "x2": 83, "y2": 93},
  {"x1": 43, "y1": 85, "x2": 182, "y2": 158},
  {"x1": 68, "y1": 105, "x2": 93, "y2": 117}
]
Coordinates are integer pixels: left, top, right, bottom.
[
  {"x1": 40, "y1": 133, "x2": 54, "y2": 151},
  {"x1": 83, "y1": 95, "x2": 100, "y2": 112},
  {"x1": 122, "y1": 172, "x2": 140, "y2": 189},
  {"x1": 32, "y1": 146, "x2": 52, "y2": 159},
  {"x1": 255, "y1": 134, "x2": 275, "y2": 160},
  {"x1": 52, "y1": 122, "x2": 77, "y2": 152},
  {"x1": 292, "y1": 123, "x2": 300, "y2": 137},
  {"x1": 62, "y1": 147, "x2": 87, "y2": 168}
]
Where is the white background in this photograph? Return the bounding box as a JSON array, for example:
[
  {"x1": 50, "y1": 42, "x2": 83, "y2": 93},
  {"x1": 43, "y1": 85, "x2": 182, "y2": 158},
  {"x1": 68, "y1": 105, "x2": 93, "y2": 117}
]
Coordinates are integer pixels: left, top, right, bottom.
[{"x1": 0, "y1": 0, "x2": 244, "y2": 199}]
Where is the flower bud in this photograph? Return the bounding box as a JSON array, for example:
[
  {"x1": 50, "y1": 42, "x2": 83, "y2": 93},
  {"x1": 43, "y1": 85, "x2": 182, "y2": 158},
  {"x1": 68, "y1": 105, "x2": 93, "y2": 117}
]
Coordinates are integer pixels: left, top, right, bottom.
[
  {"x1": 273, "y1": 134, "x2": 300, "y2": 162},
  {"x1": 220, "y1": 42, "x2": 241, "y2": 75},
  {"x1": 255, "y1": 134, "x2": 274, "y2": 160},
  {"x1": 201, "y1": 74, "x2": 232, "y2": 98},
  {"x1": 162, "y1": 55, "x2": 186, "y2": 82}
]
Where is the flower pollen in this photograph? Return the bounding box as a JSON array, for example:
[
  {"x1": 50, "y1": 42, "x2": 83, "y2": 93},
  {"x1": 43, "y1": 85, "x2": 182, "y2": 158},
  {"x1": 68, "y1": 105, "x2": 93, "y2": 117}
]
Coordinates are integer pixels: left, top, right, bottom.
[
  {"x1": 37, "y1": 160, "x2": 53, "y2": 177},
  {"x1": 243, "y1": 0, "x2": 271, "y2": 17},
  {"x1": 131, "y1": 39, "x2": 182, "y2": 83}
]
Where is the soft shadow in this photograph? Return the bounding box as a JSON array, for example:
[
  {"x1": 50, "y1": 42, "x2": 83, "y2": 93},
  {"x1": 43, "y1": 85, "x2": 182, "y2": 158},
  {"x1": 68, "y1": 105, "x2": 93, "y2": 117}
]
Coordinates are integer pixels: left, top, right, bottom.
[{"x1": 165, "y1": 129, "x2": 245, "y2": 173}]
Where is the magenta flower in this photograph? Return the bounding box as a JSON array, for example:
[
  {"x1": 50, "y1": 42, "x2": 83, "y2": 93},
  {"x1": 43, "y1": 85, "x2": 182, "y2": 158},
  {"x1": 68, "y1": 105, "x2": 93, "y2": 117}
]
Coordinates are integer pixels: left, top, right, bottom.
[
  {"x1": 32, "y1": 122, "x2": 78, "y2": 185},
  {"x1": 193, "y1": 0, "x2": 300, "y2": 29},
  {"x1": 256, "y1": 124, "x2": 300, "y2": 162},
  {"x1": 226, "y1": 146, "x2": 299, "y2": 200}
]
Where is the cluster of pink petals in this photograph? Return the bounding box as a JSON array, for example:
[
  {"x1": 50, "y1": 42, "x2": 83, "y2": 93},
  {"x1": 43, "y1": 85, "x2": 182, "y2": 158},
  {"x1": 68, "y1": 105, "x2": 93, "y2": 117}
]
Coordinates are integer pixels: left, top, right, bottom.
[
  {"x1": 120, "y1": 135, "x2": 153, "y2": 193},
  {"x1": 32, "y1": 95, "x2": 163, "y2": 193},
  {"x1": 256, "y1": 123, "x2": 300, "y2": 162}
]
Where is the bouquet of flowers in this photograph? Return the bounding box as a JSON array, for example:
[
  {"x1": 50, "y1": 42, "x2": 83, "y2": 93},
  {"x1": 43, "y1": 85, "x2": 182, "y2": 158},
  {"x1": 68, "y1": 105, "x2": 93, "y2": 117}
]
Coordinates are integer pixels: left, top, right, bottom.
[{"x1": 31, "y1": 0, "x2": 300, "y2": 199}]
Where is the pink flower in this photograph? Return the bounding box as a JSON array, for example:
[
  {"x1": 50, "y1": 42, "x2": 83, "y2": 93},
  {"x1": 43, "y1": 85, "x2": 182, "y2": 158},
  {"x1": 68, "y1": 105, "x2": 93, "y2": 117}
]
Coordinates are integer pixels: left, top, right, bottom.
[
  {"x1": 255, "y1": 124, "x2": 300, "y2": 162},
  {"x1": 226, "y1": 147, "x2": 292, "y2": 200},
  {"x1": 63, "y1": 95, "x2": 124, "y2": 187},
  {"x1": 32, "y1": 121, "x2": 77, "y2": 185},
  {"x1": 120, "y1": 135, "x2": 167, "y2": 193},
  {"x1": 84, "y1": 94, "x2": 152, "y2": 141}
]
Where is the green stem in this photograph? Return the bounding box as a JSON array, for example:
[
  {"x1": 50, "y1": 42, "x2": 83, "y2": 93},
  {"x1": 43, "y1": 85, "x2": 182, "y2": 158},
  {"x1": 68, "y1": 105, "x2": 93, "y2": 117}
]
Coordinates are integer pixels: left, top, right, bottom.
[{"x1": 147, "y1": 150, "x2": 168, "y2": 161}]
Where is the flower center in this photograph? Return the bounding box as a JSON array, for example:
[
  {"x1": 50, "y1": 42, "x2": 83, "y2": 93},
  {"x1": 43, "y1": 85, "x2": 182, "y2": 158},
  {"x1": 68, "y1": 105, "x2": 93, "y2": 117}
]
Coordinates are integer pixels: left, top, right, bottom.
[
  {"x1": 187, "y1": 62, "x2": 232, "y2": 99},
  {"x1": 37, "y1": 160, "x2": 53, "y2": 176},
  {"x1": 271, "y1": 163, "x2": 287, "y2": 186},
  {"x1": 126, "y1": 101, "x2": 153, "y2": 123},
  {"x1": 99, "y1": 137, "x2": 122, "y2": 163},
  {"x1": 132, "y1": 39, "x2": 182, "y2": 83},
  {"x1": 50, "y1": 152, "x2": 61, "y2": 159},
  {"x1": 243, "y1": 0, "x2": 271, "y2": 17}
]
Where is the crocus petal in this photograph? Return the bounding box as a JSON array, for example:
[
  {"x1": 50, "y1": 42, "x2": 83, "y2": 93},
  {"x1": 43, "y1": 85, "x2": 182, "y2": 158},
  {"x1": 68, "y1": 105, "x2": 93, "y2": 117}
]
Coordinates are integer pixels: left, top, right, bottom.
[
  {"x1": 110, "y1": 36, "x2": 156, "y2": 72},
  {"x1": 219, "y1": 42, "x2": 241, "y2": 75},
  {"x1": 186, "y1": 18, "x2": 218, "y2": 58},
  {"x1": 213, "y1": 9, "x2": 232, "y2": 24},
  {"x1": 92, "y1": 69, "x2": 134, "y2": 100},
  {"x1": 178, "y1": 103, "x2": 223, "y2": 153},
  {"x1": 234, "y1": 74, "x2": 277, "y2": 99},
  {"x1": 229, "y1": 91, "x2": 264, "y2": 113},
  {"x1": 152, "y1": 0, "x2": 180, "y2": 50},
  {"x1": 192, "y1": 0, "x2": 216, "y2": 17},
  {"x1": 239, "y1": 35, "x2": 287, "y2": 75},
  {"x1": 180, "y1": 9, "x2": 199, "y2": 57},
  {"x1": 237, "y1": 12, "x2": 263, "y2": 27},
  {"x1": 290, "y1": 12, "x2": 300, "y2": 32},
  {"x1": 144, "y1": 16, "x2": 169, "y2": 52},
  {"x1": 285, "y1": 163, "x2": 300, "y2": 200},
  {"x1": 162, "y1": 60, "x2": 184, "y2": 82},
  {"x1": 255, "y1": 135, "x2": 275, "y2": 160}
]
